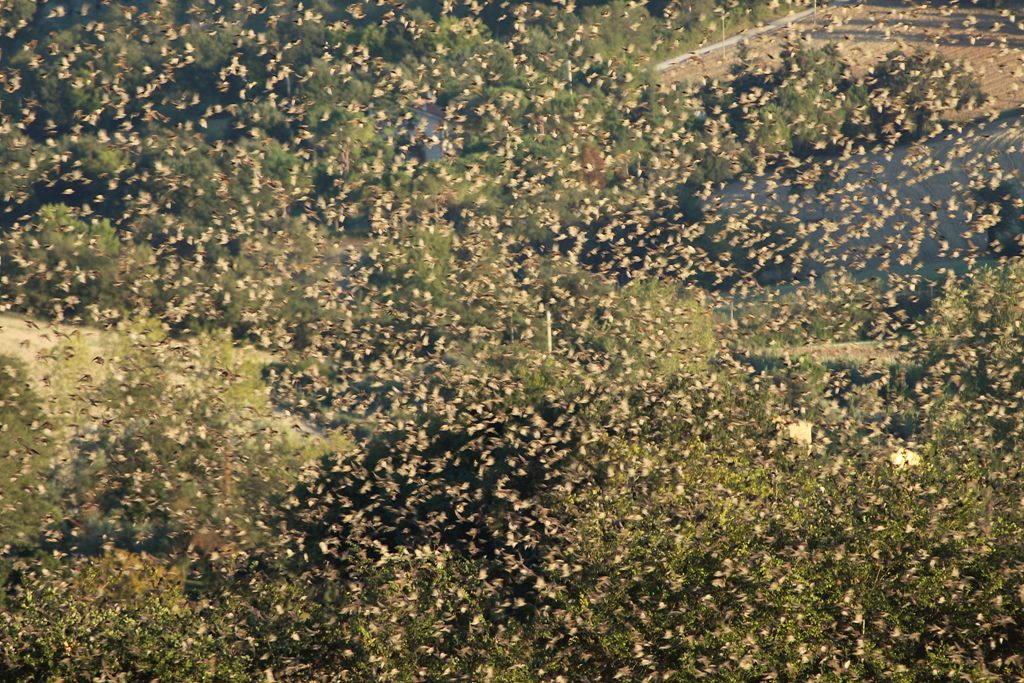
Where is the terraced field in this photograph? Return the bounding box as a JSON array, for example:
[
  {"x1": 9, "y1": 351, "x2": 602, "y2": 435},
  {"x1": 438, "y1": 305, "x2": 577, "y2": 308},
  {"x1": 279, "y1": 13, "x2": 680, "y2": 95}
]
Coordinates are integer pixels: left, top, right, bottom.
[
  {"x1": 660, "y1": 1, "x2": 1024, "y2": 288},
  {"x1": 665, "y1": 0, "x2": 1024, "y2": 113}
]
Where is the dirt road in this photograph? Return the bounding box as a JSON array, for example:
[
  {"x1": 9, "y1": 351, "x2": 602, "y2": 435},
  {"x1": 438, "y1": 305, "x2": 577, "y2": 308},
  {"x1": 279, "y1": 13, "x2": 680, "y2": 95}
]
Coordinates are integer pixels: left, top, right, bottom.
[{"x1": 656, "y1": 0, "x2": 859, "y2": 73}]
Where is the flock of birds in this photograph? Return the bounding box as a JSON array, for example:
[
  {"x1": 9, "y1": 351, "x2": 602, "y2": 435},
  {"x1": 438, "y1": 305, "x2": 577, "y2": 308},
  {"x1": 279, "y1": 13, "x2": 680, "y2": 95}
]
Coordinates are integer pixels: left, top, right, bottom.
[{"x1": 3, "y1": 0, "x2": 1024, "y2": 678}]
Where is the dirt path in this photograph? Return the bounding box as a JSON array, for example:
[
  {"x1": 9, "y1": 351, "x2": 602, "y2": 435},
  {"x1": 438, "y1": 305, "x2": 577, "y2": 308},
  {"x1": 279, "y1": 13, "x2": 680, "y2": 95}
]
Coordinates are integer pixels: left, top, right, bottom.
[
  {"x1": 751, "y1": 340, "x2": 901, "y2": 365},
  {"x1": 656, "y1": 0, "x2": 859, "y2": 73}
]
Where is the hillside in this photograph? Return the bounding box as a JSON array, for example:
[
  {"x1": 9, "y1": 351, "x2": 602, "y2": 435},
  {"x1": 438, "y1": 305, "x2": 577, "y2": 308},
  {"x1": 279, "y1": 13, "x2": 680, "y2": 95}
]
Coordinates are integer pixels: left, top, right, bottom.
[
  {"x1": 710, "y1": 111, "x2": 1024, "y2": 282},
  {"x1": 7, "y1": 1, "x2": 1024, "y2": 680}
]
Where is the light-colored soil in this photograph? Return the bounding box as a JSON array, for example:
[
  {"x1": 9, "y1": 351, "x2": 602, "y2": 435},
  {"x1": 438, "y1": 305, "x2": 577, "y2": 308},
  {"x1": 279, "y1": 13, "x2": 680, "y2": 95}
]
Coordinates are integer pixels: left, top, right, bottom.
[
  {"x1": 655, "y1": 0, "x2": 1024, "y2": 292},
  {"x1": 0, "y1": 313, "x2": 325, "y2": 437},
  {"x1": 664, "y1": 0, "x2": 1024, "y2": 114},
  {"x1": 0, "y1": 314, "x2": 110, "y2": 386},
  {"x1": 753, "y1": 339, "x2": 901, "y2": 365}
]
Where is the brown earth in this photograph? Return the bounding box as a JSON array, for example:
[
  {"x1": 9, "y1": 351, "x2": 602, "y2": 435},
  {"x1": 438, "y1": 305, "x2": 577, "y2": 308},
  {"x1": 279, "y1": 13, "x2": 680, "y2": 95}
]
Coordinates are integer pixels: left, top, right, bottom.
[
  {"x1": 660, "y1": 1, "x2": 1024, "y2": 286},
  {"x1": 664, "y1": 0, "x2": 1024, "y2": 114}
]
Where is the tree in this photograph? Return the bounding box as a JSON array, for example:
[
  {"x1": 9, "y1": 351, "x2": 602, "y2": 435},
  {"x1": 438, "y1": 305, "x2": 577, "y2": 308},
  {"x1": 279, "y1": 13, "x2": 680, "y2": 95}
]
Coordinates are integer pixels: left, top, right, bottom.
[
  {"x1": 868, "y1": 50, "x2": 984, "y2": 142},
  {"x1": 0, "y1": 355, "x2": 58, "y2": 553},
  {"x1": 1, "y1": 204, "x2": 123, "y2": 322}
]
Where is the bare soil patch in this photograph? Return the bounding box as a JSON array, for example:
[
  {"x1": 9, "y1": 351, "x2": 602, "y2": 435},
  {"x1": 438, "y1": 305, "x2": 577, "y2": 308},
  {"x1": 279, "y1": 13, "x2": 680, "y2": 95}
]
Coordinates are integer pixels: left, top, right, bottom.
[{"x1": 664, "y1": 0, "x2": 1024, "y2": 114}]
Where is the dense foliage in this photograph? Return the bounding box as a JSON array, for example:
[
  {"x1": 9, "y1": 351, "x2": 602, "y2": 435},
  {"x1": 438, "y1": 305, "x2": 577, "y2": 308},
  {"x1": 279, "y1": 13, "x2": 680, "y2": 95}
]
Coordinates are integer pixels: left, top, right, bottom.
[{"x1": 3, "y1": 0, "x2": 1024, "y2": 679}]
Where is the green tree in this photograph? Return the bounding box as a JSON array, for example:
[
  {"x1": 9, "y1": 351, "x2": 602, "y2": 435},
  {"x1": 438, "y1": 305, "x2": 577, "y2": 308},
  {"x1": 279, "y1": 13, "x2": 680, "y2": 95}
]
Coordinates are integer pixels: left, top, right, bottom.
[
  {"x1": 868, "y1": 50, "x2": 984, "y2": 142},
  {"x1": 1, "y1": 204, "x2": 123, "y2": 322},
  {"x1": 0, "y1": 355, "x2": 58, "y2": 553}
]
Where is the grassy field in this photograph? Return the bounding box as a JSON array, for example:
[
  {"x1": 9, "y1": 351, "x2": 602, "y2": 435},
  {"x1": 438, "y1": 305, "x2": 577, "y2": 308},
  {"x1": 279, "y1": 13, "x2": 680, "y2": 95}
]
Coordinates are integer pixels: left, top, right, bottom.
[
  {"x1": 0, "y1": 314, "x2": 113, "y2": 390},
  {"x1": 750, "y1": 339, "x2": 902, "y2": 365},
  {"x1": 0, "y1": 313, "x2": 324, "y2": 438}
]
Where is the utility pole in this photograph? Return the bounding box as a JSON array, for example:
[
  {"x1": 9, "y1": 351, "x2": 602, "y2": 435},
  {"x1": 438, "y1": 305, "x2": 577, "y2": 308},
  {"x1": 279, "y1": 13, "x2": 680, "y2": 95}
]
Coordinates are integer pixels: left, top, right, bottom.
[
  {"x1": 567, "y1": 59, "x2": 572, "y2": 93},
  {"x1": 545, "y1": 307, "x2": 553, "y2": 355}
]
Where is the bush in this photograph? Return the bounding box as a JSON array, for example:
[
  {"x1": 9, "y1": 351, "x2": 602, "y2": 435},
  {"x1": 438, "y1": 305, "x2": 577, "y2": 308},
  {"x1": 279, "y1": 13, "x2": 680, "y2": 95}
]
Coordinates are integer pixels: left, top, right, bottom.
[
  {"x1": 975, "y1": 182, "x2": 1024, "y2": 256},
  {"x1": 1, "y1": 204, "x2": 124, "y2": 322},
  {"x1": 0, "y1": 552, "x2": 250, "y2": 682},
  {"x1": 917, "y1": 264, "x2": 1024, "y2": 452},
  {"x1": 0, "y1": 355, "x2": 58, "y2": 553},
  {"x1": 56, "y1": 322, "x2": 346, "y2": 557}
]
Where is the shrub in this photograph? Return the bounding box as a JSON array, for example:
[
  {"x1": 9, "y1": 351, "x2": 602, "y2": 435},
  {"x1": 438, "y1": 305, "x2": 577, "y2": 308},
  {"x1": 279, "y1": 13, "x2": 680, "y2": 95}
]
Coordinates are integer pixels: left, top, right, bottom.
[{"x1": 0, "y1": 355, "x2": 58, "y2": 553}]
